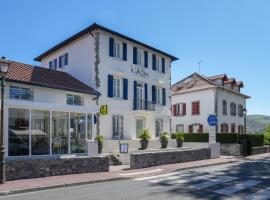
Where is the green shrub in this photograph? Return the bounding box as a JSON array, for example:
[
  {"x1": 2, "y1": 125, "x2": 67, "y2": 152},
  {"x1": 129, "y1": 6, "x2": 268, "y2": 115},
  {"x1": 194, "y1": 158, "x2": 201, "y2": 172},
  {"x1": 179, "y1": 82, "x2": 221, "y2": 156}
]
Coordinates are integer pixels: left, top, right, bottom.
[
  {"x1": 264, "y1": 124, "x2": 270, "y2": 146},
  {"x1": 160, "y1": 132, "x2": 169, "y2": 142},
  {"x1": 139, "y1": 129, "x2": 151, "y2": 141},
  {"x1": 95, "y1": 135, "x2": 104, "y2": 144},
  {"x1": 183, "y1": 133, "x2": 209, "y2": 142},
  {"x1": 216, "y1": 133, "x2": 238, "y2": 143},
  {"x1": 241, "y1": 134, "x2": 264, "y2": 147},
  {"x1": 175, "y1": 132, "x2": 184, "y2": 142}
]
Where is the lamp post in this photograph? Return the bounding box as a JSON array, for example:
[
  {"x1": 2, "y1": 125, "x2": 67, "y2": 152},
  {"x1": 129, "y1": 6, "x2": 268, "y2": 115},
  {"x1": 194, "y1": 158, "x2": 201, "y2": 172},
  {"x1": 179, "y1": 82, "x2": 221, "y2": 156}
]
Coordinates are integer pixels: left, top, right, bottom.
[
  {"x1": 0, "y1": 57, "x2": 10, "y2": 183},
  {"x1": 243, "y1": 108, "x2": 247, "y2": 139}
]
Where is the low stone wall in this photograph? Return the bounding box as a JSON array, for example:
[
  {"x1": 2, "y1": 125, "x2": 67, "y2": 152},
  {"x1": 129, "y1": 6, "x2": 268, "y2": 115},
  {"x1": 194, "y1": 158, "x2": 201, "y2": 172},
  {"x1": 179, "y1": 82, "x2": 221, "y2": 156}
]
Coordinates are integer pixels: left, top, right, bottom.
[
  {"x1": 220, "y1": 144, "x2": 243, "y2": 156},
  {"x1": 130, "y1": 148, "x2": 211, "y2": 169},
  {"x1": 6, "y1": 156, "x2": 109, "y2": 181},
  {"x1": 251, "y1": 146, "x2": 270, "y2": 155}
]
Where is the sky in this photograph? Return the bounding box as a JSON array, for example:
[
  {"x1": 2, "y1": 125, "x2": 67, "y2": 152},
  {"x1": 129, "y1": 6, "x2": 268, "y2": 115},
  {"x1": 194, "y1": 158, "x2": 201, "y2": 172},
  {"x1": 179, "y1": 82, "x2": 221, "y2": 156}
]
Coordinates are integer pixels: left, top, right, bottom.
[{"x1": 0, "y1": 0, "x2": 269, "y2": 115}]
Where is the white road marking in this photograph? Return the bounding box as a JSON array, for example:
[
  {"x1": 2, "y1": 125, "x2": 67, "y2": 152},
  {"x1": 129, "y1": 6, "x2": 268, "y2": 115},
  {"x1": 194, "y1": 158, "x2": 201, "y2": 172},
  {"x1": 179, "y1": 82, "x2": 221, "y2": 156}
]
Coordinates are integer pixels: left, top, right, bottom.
[
  {"x1": 134, "y1": 171, "x2": 187, "y2": 181},
  {"x1": 166, "y1": 174, "x2": 214, "y2": 185},
  {"x1": 215, "y1": 180, "x2": 263, "y2": 195},
  {"x1": 190, "y1": 176, "x2": 238, "y2": 189},
  {"x1": 118, "y1": 169, "x2": 163, "y2": 176},
  {"x1": 245, "y1": 187, "x2": 270, "y2": 200}
]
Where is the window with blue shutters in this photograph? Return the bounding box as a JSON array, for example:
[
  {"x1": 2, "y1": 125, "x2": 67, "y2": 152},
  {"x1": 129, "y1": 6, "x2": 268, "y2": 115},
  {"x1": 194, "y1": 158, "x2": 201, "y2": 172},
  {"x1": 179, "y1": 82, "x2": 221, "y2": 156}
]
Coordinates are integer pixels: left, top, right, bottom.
[
  {"x1": 108, "y1": 75, "x2": 113, "y2": 97},
  {"x1": 58, "y1": 53, "x2": 68, "y2": 68},
  {"x1": 123, "y1": 78, "x2": 128, "y2": 100},
  {"x1": 162, "y1": 58, "x2": 165, "y2": 73},
  {"x1": 162, "y1": 88, "x2": 166, "y2": 105},
  {"x1": 123, "y1": 42, "x2": 127, "y2": 61},
  {"x1": 133, "y1": 47, "x2": 137, "y2": 65},
  {"x1": 152, "y1": 54, "x2": 156, "y2": 70},
  {"x1": 144, "y1": 51, "x2": 148, "y2": 68}
]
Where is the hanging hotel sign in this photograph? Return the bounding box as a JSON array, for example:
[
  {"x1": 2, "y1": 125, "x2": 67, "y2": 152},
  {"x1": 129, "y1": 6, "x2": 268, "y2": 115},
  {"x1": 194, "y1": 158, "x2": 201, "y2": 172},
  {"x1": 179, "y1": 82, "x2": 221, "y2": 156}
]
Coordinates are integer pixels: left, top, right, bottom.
[
  {"x1": 100, "y1": 105, "x2": 108, "y2": 115},
  {"x1": 131, "y1": 65, "x2": 149, "y2": 78}
]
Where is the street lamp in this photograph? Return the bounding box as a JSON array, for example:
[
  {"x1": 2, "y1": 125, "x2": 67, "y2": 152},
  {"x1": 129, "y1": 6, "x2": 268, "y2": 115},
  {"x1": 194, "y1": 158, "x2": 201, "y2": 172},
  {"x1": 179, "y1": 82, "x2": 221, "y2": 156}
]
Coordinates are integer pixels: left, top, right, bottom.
[
  {"x1": 0, "y1": 57, "x2": 10, "y2": 183},
  {"x1": 243, "y1": 108, "x2": 247, "y2": 137}
]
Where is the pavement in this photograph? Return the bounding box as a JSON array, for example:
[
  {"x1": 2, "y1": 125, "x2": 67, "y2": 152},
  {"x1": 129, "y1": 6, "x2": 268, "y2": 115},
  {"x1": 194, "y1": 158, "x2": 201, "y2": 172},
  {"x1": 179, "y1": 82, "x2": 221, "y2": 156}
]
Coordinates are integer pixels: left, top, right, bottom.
[{"x1": 0, "y1": 153, "x2": 269, "y2": 198}]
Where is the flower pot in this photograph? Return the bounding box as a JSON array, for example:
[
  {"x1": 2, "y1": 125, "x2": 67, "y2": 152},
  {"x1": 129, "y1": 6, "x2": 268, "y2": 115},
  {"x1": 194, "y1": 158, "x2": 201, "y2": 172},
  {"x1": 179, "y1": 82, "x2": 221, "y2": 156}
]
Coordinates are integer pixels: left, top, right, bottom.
[
  {"x1": 161, "y1": 140, "x2": 168, "y2": 149},
  {"x1": 98, "y1": 143, "x2": 103, "y2": 154},
  {"x1": 140, "y1": 140, "x2": 149, "y2": 150},
  {"x1": 176, "y1": 140, "x2": 183, "y2": 148}
]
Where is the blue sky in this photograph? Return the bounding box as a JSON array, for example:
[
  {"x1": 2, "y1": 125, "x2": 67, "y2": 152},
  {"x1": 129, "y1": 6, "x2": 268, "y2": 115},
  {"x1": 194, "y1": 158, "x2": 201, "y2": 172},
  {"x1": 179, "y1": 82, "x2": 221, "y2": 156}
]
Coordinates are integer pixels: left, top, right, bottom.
[{"x1": 0, "y1": 0, "x2": 269, "y2": 115}]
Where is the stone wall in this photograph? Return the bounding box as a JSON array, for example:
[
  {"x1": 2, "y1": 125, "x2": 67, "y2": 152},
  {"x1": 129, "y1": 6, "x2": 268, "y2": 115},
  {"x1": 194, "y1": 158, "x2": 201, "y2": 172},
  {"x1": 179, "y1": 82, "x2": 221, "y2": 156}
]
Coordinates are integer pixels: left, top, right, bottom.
[
  {"x1": 251, "y1": 146, "x2": 270, "y2": 155},
  {"x1": 130, "y1": 148, "x2": 211, "y2": 169},
  {"x1": 6, "y1": 156, "x2": 109, "y2": 181},
  {"x1": 220, "y1": 144, "x2": 243, "y2": 156}
]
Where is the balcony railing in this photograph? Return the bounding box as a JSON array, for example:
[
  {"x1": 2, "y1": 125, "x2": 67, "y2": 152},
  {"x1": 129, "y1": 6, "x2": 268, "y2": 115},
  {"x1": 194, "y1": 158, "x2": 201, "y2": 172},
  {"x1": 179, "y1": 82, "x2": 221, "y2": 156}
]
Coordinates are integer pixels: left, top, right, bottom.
[{"x1": 133, "y1": 99, "x2": 155, "y2": 111}]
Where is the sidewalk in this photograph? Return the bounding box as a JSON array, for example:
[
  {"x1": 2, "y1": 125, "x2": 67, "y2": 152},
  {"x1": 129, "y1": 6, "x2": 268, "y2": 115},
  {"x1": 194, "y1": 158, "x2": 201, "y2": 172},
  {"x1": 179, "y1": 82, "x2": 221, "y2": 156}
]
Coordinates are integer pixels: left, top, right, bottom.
[{"x1": 0, "y1": 153, "x2": 269, "y2": 196}]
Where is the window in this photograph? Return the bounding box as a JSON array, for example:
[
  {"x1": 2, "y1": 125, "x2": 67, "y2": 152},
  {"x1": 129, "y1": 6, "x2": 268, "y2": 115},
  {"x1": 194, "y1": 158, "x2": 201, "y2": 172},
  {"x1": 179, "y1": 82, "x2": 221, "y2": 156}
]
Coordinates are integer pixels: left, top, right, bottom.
[
  {"x1": 156, "y1": 87, "x2": 162, "y2": 105},
  {"x1": 238, "y1": 125, "x2": 244, "y2": 134},
  {"x1": 113, "y1": 78, "x2": 121, "y2": 98},
  {"x1": 31, "y1": 110, "x2": 50, "y2": 155},
  {"x1": 70, "y1": 113, "x2": 86, "y2": 153},
  {"x1": 222, "y1": 100, "x2": 227, "y2": 115},
  {"x1": 156, "y1": 57, "x2": 163, "y2": 72},
  {"x1": 87, "y1": 114, "x2": 92, "y2": 140},
  {"x1": 189, "y1": 124, "x2": 203, "y2": 133},
  {"x1": 230, "y1": 103, "x2": 237, "y2": 116},
  {"x1": 8, "y1": 108, "x2": 30, "y2": 156},
  {"x1": 192, "y1": 101, "x2": 200, "y2": 115},
  {"x1": 137, "y1": 50, "x2": 143, "y2": 65},
  {"x1": 113, "y1": 40, "x2": 121, "y2": 59},
  {"x1": 112, "y1": 116, "x2": 123, "y2": 139},
  {"x1": 238, "y1": 104, "x2": 244, "y2": 117},
  {"x1": 66, "y1": 94, "x2": 84, "y2": 106},
  {"x1": 9, "y1": 86, "x2": 33, "y2": 101},
  {"x1": 173, "y1": 103, "x2": 186, "y2": 116},
  {"x1": 231, "y1": 123, "x2": 236, "y2": 133},
  {"x1": 176, "y1": 124, "x2": 184, "y2": 132},
  {"x1": 155, "y1": 119, "x2": 163, "y2": 137},
  {"x1": 221, "y1": 123, "x2": 229, "y2": 133},
  {"x1": 52, "y1": 111, "x2": 69, "y2": 154},
  {"x1": 49, "y1": 59, "x2": 57, "y2": 70},
  {"x1": 59, "y1": 53, "x2": 68, "y2": 68}
]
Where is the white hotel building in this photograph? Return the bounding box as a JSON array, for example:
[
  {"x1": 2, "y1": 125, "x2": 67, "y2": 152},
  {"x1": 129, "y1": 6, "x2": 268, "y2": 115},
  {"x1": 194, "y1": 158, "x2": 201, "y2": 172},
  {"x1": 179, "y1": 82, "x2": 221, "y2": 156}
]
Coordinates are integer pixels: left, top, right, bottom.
[
  {"x1": 171, "y1": 73, "x2": 250, "y2": 134},
  {"x1": 34, "y1": 23, "x2": 177, "y2": 142}
]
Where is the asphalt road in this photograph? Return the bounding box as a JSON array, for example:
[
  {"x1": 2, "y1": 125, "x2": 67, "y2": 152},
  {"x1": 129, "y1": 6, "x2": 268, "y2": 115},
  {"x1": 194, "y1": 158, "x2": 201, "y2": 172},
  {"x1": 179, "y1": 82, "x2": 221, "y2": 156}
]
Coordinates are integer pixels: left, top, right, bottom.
[{"x1": 1, "y1": 156, "x2": 270, "y2": 200}]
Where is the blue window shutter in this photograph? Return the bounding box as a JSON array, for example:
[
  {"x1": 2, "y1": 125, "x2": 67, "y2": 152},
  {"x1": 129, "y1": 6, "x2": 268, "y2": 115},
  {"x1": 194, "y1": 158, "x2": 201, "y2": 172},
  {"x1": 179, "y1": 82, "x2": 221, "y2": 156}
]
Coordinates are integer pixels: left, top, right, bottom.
[
  {"x1": 152, "y1": 54, "x2": 156, "y2": 70},
  {"x1": 109, "y1": 38, "x2": 114, "y2": 57},
  {"x1": 65, "y1": 53, "x2": 68, "y2": 65},
  {"x1": 162, "y1": 88, "x2": 166, "y2": 105},
  {"x1": 123, "y1": 78, "x2": 128, "y2": 100},
  {"x1": 94, "y1": 114, "x2": 97, "y2": 124},
  {"x1": 108, "y1": 75, "x2": 113, "y2": 97},
  {"x1": 152, "y1": 85, "x2": 156, "y2": 104},
  {"x1": 133, "y1": 47, "x2": 137, "y2": 65},
  {"x1": 133, "y1": 81, "x2": 137, "y2": 109},
  {"x1": 162, "y1": 58, "x2": 165, "y2": 73},
  {"x1": 59, "y1": 57, "x2": 62, "y2": 68},
  {"x1": 144, "y1": 83, "x2": 148, "y2": 109},
  {"x1": 123, "y1": 42, "x2": 127, "y2": 61},
  {"x1": 144, "y1": 51, "x2": 148, "y2": 68}
]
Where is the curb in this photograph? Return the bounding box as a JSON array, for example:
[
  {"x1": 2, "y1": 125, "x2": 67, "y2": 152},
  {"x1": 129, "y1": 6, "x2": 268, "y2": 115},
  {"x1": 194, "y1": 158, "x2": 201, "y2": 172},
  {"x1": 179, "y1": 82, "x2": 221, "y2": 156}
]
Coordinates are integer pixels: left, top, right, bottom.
[{"x1": 0, "y1": 177, "x2": 128, "y2": 197}]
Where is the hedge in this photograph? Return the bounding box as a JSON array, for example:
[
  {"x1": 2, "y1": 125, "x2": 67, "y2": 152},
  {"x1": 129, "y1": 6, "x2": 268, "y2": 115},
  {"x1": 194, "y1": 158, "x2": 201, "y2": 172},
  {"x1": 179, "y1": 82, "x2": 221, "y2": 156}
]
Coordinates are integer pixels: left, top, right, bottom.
[{"x1": 170, "y1": 133, "x2": 264, "y2": 147}]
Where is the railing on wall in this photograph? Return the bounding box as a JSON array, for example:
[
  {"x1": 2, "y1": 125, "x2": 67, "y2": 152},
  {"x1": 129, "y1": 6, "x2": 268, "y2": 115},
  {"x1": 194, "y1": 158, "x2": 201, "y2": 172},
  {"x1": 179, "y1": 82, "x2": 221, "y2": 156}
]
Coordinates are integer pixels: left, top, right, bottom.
[{"x1": 133, "y1": 99, "x2": 155, "y2": 111}]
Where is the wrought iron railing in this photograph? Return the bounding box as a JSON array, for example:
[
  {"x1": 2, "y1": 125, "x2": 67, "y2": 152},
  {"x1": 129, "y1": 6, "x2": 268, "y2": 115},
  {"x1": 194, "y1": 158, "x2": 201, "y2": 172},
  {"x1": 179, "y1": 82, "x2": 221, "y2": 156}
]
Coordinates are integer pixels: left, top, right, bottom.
[{"x1": 133, "y1": 99, "x2": 155, "y2": 111}]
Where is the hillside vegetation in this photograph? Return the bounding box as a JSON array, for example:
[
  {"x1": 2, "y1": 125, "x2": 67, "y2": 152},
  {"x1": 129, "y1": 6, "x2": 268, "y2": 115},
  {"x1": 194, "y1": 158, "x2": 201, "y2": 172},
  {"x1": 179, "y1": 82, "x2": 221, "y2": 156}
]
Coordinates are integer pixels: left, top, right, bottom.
[{"x1": 247, "y1": 115, "x2": 270, "y2": 133}]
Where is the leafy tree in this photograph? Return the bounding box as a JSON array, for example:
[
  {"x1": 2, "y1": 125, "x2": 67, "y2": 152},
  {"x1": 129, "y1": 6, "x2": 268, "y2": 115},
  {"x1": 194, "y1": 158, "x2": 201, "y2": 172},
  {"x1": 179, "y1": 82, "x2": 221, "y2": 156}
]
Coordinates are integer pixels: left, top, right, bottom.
[{"x1": 264, "y1": 124, "x2": 270, "y2": 145}]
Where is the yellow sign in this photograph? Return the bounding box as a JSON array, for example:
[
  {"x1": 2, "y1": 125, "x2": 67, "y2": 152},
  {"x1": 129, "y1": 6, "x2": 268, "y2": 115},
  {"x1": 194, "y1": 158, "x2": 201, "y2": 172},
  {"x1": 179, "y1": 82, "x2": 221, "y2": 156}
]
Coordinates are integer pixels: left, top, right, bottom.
[{"x1": 100, "y1": 105, "x2": 108, "y2": 115}]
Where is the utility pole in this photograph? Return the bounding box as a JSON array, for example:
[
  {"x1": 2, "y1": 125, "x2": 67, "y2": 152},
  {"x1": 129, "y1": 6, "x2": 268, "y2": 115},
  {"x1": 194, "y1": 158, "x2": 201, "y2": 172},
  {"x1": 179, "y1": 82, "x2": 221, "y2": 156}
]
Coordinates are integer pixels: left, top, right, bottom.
[{"x1": 198, "y1": 60, "x2": 203, "y2": 74}]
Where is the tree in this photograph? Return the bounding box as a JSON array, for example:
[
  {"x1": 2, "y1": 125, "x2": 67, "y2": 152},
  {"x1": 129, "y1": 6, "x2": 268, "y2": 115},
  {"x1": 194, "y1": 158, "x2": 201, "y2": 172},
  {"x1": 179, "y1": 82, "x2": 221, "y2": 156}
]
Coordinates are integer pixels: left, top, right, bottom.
[{"x1": 264, "y1": 124, "x2": 270, "y2": 145}]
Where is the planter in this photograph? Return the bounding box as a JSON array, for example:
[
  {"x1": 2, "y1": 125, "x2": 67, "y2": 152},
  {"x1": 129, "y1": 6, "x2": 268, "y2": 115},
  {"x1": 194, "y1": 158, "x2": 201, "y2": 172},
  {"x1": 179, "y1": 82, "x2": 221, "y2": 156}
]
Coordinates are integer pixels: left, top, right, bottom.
[
  {"x1": 98, "y1": 143, "x2": 103, "y2": 154},
  {"x1": 160, "y1": 140, "x2": 168, "y2": 149},
  {"x1": 176, "y1": 140, "x2": 183, "y2": 148},
  {"x1": 140, "y1": 140, "x2": 149, "y2": 150}
]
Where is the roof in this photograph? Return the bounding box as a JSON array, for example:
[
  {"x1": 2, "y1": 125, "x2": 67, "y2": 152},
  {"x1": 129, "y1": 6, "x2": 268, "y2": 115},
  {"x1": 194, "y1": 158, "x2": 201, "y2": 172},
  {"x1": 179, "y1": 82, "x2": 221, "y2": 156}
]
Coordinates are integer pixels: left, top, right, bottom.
[
  {"x1": 171, "y1": 73, "x2": 250, "y2": 98},
  {"x1": 34, "y1": 23, "x2": 178, "y2": 62},
  {"x1": 208, "y1": 74, "x2": 228, "y2": 81},
  {"x1": 225, "y1": 78, "x2": 236, "y2": 84},
  {"x1": 5, "y1": 60, "x2": 100, "y2": 96}
]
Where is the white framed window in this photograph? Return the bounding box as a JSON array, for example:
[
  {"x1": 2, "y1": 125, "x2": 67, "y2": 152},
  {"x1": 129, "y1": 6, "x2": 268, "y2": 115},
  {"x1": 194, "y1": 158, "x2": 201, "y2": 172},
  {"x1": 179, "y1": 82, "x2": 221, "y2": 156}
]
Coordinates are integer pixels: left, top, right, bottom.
[
  {"x1": 176, "y1": 124, "x2": 184, "y2": 132},
  {"x1": 137, "y1": 49, "x2": 143, "y2": 66},
  {"x1": 155, "y1": 119, "x2": 163, "y2": 137},
  {"x1": 113, "y1": 40, "x2": 121, "y2": 59},
  {"x1": 156, "y1": 87, "x2": 162, "y2": 105},
  {"x1": 113, "y1": 78, "x2": 121, "y2": 98},
  {"x1": 66, "y1": 94, "x2": 84, "y2": 106},
  {"x1": 9, "y1": 86, "x2": 33, "y2": 101},
  {"x1": 112, "y1": 115, "x2": 124, "y2": 138}
]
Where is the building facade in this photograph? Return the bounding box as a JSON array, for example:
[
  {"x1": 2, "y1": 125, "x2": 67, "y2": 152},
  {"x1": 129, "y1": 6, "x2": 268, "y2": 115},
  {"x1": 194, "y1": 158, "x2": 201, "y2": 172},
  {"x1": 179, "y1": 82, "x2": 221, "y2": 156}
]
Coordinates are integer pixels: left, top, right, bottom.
[
  {"x1": 3, "y1": 60, "x2": 99, "y2": 158},
  {"x1": 171, "y1": 73, "x2": 250, "y2": 134},
  {"x1": 35, "y1": 23, "x2": 177, "y2": 140}
]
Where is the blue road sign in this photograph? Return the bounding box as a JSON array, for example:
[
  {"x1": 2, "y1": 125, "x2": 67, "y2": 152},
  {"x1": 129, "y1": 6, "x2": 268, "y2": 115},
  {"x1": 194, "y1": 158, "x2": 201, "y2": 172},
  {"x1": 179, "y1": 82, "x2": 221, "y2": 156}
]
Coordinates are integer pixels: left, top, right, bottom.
[{"x1": 208, "y1": 115, "x2": 218, "y2": 126}]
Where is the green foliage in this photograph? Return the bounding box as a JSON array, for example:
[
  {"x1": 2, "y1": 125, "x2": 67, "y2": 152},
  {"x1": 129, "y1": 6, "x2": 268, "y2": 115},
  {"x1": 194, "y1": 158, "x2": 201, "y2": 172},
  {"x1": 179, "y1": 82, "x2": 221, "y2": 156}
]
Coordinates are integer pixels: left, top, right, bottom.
[
  {"x1": 183, "y1": 133, "x2": 209, "y2": 142},
  {"x1": 264, "y1": 124, "x2": 270, "y2": 146},
  {"x1": 160, "y1": 132, "x2": 169, "y2": 142},
  {"x1": 216, "y1": 133, "x2": 238, "y2": 143},
  {"x1": 95, "y1": 135, "x2": 104, "y2": 144},
  {"x1": 175, "y1": 132, "x2": 184, "y2": 142},
  {"x1": 139, "y1": 129, "x2": 151, "y2": 141},
  {"x1": 241, "y1": 134, "x2": 264, "y2": 147}
]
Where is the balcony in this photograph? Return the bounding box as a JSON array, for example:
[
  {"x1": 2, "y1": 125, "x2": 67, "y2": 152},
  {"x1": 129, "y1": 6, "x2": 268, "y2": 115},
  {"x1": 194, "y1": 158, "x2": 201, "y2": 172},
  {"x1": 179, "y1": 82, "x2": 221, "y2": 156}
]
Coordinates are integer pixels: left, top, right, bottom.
[{"x1": 133, "y1": 99, "x2": 155, "y2": 111}]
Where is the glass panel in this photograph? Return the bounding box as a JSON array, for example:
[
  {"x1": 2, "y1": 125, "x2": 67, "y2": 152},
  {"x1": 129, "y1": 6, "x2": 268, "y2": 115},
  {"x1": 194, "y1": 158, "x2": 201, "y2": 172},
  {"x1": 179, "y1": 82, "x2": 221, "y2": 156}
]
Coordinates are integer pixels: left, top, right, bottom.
[
  {"x1": 70, "y1": 113, "x2": 86, "y2": 153},
  {"x1": 8, "y1": 108, "x2": 29, "y2": 156},
  {"x1": 155, "y1": 119, "x2": 163, "y2": 137},
  {"x1": 67, "y1": 94, "x2": 74, "y2": 105},
  {"x1": 87, "y1": 114, "x2": 92, "y2": 140},
  {"x1": 136, "y1": 119, "x2": 144, "y2": 138},
  {"x1": 52, "y1": 111, "x2": 69, "y2": 154},
  {"x1": 9, "y1": 86, "x2": 20, "y2": 99},
  {"x1": 112, "y1": 116, "x2": 123, "y2": 138},
  {"x1": 31, "y1": 110, "x2": 50, "y2": 155}
]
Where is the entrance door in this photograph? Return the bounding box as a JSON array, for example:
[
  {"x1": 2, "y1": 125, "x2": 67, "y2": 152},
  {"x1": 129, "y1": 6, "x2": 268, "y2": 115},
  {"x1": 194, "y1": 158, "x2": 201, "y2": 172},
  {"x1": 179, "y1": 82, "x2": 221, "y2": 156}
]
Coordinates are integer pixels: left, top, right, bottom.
[
  {"x1": 136, "y1": 84, "x2": 143, "y2": 109},
  {"x1": 136, "y1": 118, "x2": 145, "y2": 138}
]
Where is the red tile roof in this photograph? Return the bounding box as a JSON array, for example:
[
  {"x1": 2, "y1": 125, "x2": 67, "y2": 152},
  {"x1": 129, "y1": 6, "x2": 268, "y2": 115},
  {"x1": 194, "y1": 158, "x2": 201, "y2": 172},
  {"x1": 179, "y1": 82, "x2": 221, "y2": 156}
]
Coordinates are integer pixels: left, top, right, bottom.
[
  {"x1": 207, "y1": 74, "x2": 228, "y2": 81},
  {"x1": 5, "y1": 60, "x2": 100, "y2": 95}
]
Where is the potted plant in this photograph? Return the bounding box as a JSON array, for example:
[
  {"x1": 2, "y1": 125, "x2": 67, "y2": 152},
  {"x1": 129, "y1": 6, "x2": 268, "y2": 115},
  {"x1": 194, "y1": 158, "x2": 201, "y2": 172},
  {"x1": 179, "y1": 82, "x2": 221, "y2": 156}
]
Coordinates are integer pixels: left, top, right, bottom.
[
  {"x1": 139, "y1": 129, "x2": 151, "y2": 150},
  {"x1": 160, "y1": 132, "x2": 169, "y2": 148},
  {"x1": 175, "y1": 132, "x2": 184, "y2": 148},
  {"x1": 95, "y1": 135, "x2": 104, "y2": 154}
]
